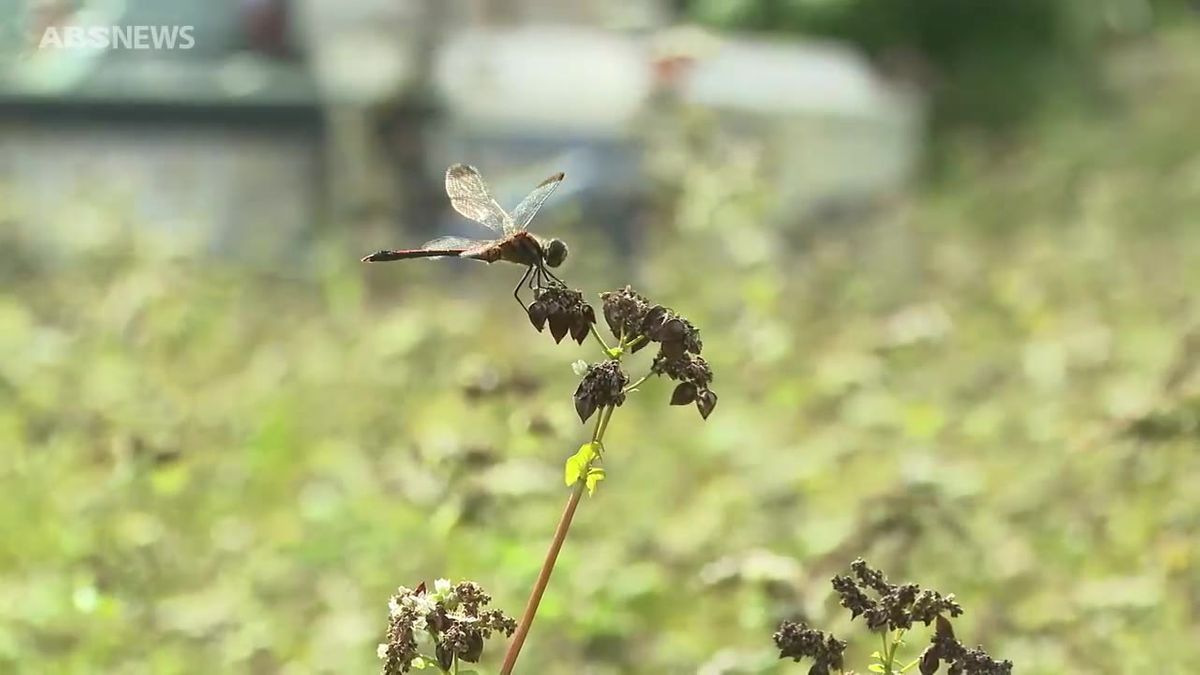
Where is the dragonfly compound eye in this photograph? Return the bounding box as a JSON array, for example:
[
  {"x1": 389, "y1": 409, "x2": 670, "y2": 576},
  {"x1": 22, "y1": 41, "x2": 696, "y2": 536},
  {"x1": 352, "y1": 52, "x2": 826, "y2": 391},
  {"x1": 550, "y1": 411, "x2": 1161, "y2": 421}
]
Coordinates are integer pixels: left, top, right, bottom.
[{"x1": 544, "y1": 239, "x2": 568, "y2": 268}]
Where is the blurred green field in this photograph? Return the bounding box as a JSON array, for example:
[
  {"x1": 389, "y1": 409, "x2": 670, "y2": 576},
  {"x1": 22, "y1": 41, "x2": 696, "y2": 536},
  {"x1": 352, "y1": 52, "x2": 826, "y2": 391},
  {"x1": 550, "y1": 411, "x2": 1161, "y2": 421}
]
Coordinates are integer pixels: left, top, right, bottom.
[{"x1": 4, "y1": 29, "x2": 1200, "y2": 675}]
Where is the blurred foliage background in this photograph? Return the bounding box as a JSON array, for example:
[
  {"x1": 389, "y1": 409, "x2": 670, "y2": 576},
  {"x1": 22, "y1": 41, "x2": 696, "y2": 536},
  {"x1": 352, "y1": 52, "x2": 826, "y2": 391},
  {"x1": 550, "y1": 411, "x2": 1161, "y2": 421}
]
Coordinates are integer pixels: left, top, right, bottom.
[{"x1": 3, "y1": 2, "x2": 1200, "y2": 674}]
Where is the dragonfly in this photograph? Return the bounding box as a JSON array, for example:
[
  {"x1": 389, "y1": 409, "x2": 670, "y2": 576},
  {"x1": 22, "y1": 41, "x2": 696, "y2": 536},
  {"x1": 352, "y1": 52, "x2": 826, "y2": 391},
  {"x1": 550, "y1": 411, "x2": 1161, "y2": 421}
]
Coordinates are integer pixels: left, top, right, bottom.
[{"x1": 362, "y1": 163, "x2": 568, "y2": 308}]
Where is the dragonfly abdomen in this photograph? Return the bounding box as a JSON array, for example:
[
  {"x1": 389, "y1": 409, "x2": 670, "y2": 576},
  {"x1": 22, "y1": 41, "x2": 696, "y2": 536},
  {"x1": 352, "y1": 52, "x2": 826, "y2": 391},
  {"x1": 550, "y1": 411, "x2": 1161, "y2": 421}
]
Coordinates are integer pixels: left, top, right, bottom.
[{"x1": 361, "y1": 249, "x2": 466, "y2": 263}]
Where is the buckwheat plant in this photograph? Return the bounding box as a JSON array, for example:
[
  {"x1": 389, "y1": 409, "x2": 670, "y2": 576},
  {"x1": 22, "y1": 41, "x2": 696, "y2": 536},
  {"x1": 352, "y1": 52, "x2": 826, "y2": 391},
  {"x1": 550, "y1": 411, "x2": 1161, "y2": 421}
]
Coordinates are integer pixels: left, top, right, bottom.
[
  {"x1": 378, "y1": 579, "x2": 516, "y2": 674},
  {"x1": 500, "y1": 282, "x2": 717, "y2": 673},
  {"x1": 774, "y1": 559, "x2": 1011, "y2": 675}
]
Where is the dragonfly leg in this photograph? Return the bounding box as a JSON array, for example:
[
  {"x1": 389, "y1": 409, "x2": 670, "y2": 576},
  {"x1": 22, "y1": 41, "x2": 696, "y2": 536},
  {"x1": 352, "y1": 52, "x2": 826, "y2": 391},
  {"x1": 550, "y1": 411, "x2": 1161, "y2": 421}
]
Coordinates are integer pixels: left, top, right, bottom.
[
  {"x1": 538, "y1": 264, "x2": 564, "y2": 286},
  {"x1": 512, "y1": 265, "x2": 533, "y2": 311}
]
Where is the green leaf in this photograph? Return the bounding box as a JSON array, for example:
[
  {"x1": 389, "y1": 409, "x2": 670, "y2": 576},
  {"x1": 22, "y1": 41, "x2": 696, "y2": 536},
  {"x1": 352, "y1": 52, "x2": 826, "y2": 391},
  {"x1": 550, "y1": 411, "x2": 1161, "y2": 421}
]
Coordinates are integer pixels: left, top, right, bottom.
[
  {"x1": 564, "y1": 455, "x2": 583, "y2": 486},
  {"x1": 564, "y1": 442, "x2": 600, "y2": 486},
  {"x1": 585, "y1": 467, "x2": 606, "y2": 495},
  {"x1": 871, "y1": 651, "x2": 883, "y2": 659},
  {"x1": 868, "y1": 665, "x2": 886, "y2": 673}
]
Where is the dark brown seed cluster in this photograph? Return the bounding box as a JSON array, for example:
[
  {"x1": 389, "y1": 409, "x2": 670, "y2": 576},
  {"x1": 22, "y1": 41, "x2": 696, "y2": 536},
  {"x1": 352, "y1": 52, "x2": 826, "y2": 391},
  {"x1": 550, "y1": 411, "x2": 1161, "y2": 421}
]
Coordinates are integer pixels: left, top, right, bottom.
[
  {"x1": 599, "y1": 286, "x2": 657, "y2": 349},
  {"x1": 379, "y1": 580, "x2": 516, "y2": 675},
  {"x1": 528, "y1": 282, "x2": 596, "y2": 344},
  {"x1": 652, "y1": 351, "x2": 717, "y2": 419},
  {"x1": 772, "y1": 621, "x2": 846, "y2": 675},
  {"x1": 599, "y1": 286, "x2": 716, "y2": 419},
  {"x1": 919, "y1": 616, "x2": 1013, "y2": 675},
  {"x1": 573, "y1": 360, "x2": 629, "y2": 423},
  {"x1": 832, "y1": 558, "x2": 962, "y2": 632},
  {"x1": 643, "y1": 306, "x2": 703, "y2": 359},
  {"x1": 600, "y1": 286, "x2": 704, "y2": 358}
]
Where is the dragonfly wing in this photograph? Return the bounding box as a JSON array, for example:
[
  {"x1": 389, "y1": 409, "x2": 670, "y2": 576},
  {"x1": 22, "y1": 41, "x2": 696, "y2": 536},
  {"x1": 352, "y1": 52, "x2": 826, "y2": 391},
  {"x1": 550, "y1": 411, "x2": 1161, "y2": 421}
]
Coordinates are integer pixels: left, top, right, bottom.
[
  {"x1": 510, "y1": 172, "x2": 565, "y2": 232},
  {"x1": 420, "y1": 235, "x2": 486, "y2": 251},
  {"x1": 445, "y1": 164, "x2": 513, "y2": 234}
]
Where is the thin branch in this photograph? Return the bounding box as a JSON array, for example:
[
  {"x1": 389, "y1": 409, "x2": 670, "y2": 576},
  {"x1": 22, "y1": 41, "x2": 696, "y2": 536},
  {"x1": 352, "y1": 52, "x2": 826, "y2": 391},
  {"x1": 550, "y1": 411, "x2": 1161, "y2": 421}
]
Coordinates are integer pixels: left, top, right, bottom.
[
  {"x1": 499, "y1": 481, "x2": 586, "y2": 675},
  {"x1": 589, "y1": 324, "x2": 612, "y2": 356},
  {"x1": 623, "y1": 373, "x2": 651, "y2": 393}
]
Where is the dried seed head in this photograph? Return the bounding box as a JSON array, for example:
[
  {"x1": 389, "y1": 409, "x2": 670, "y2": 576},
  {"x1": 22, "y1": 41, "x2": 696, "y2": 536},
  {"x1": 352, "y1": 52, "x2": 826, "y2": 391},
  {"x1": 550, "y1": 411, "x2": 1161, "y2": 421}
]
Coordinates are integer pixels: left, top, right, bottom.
[
  {"x1": 572, "y1": 360, "x2": 630, "y2": 423},
  {"x1": 652, "y1": 352, "x2": 717, "y2": 419},
  {"x1": 530, "y1": 283, "x2": 595, "y2": 345},
  {"x1": 832, "y1": 574, "x2": 876, "y2": 620},
  {"x1": 378, "y1": 580, "x2": 515, "y2": 674},
  {"x1": 645, "y1": 313, "x2": 703, "y2": 357},
  {"x1": 600, "y1": 285, "x2": 654, "y2": 340},
  {"x1": 773, "y1": 621, "x2": 846, "y2": 672}
]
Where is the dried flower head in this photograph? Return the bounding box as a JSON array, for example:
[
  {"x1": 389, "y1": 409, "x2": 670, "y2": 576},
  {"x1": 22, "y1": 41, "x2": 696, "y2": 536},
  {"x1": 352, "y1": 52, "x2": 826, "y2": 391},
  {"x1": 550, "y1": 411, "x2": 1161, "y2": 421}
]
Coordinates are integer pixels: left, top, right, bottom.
[
  {"x1": 600, "y1": 287, "x2": 704, "y2": 356},
  {"x1": 378, "y1": 580, "x2": 515, "y2": 674},
  {"x1": 573, "y1": 360, "x2": 630, "y2": 423},
  {"x1": 600, "y1": 286, "x2": 655, "y2": 346},
  {"x1": 643, "y1": 308, "x2": 703, "y2": 359},
  {"x1": 528, "y1": 282, "x2": 596, "y2": 344},
  {"x1": 776, "y1": 561, "x2": 1007, "y2": 675},
  {"x1": 773, "y1": 621, "x2": 847, "y2": 675},
  {"x1": 652, "y1": 351, "x2": 717, "y2": 419},
  {"x1": 921, "y1": 616, "x2": 1013, "y2": 675},
  {"x1": 832, "y1": 559, "x2": 964, "y2": 633}
]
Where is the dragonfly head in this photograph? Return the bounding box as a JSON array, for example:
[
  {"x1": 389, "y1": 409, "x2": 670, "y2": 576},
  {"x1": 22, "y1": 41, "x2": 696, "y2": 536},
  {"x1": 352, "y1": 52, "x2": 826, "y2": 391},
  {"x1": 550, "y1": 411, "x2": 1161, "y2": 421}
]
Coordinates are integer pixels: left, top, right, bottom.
[{"x1": 543, "y1": 238, "x2": 568, "y2": 268}]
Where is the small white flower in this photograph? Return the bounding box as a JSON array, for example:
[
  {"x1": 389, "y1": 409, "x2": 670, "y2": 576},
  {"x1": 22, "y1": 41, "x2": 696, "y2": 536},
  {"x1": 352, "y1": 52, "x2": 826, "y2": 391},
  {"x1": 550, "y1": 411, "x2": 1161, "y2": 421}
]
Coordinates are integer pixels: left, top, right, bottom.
[
  {"x1": 434, "y1": 578, "x2": 453, "y2": 596},
  {"x1": 376, "y1": 643, "x2": 389, "y2": 660},
  {"x1": 388, "y1": 597, "x2": 403, "y2": 618},
  {"x1": 412, "y1": 594, "x2": 437, "y2": 615},
  {"x1": 571, "y1": 359, "x2": 589, "y2": 376}
]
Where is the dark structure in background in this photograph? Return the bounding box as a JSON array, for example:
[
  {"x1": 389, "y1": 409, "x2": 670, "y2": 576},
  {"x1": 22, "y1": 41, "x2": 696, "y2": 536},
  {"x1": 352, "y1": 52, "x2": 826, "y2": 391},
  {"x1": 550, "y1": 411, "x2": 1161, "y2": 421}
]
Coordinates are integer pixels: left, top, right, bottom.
[{"x1": 0, "y1": 0, "x2": 921, "y2": 265}]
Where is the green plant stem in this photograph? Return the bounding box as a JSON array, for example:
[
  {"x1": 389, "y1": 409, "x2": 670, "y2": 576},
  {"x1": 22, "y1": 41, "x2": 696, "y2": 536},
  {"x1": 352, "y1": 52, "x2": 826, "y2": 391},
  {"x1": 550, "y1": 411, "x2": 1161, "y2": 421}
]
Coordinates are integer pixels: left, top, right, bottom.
[
  {"x1": 499, "y1": 405, "x2": 615, "y2": 675},
  {"x1": 881, "y1": 629, "x2": 907, "y2": 674},
  {"x1": 623, "y1": 373, "x2": 650, "y2": 393},
  {"x1": 898, "y1": 656, "x2": 922, "y2": 673},
  {"x1": 589, "y1": 324, "x2": 612, "y2": 356},
  {"x1": 591, "y1": 405, "x2": 606, "y2": 442},
  {"x1": 595, "y1": 405, "x2": 614, "y2": 442}
]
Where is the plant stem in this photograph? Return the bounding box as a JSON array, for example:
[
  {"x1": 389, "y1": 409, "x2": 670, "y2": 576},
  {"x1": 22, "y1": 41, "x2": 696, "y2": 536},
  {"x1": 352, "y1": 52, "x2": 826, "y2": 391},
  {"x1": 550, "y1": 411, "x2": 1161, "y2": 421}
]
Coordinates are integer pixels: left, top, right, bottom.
[
  {"x1": 625, "y1": 334, "x2": 648, "y2": 350},
  {"x1": 623, "y1": 373, "x2": 650, "y2": 393},
  {"x1": 881, "y1": 629, "x2": 906, "y2": 674},
  {"x1": 595, "y1": 405, "x2": 614, "y2": 441},
  {"x1": 591, "y1": 405, "x2": 606, "y2": 443},
  {"x1": 500, "y1": 406, "x2": 614, "y2": 674},
  {"x1": 499, "y1": 480, "x2": 585, "y2": 675},
  {"x1": 589, "y1": 324, "x2": 612, "y2": 356}
]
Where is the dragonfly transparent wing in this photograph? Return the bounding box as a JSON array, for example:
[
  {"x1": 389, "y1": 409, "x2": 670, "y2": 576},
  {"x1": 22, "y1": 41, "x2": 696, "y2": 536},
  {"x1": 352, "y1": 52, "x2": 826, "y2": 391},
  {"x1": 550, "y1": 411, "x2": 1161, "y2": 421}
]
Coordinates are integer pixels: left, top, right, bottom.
[
  {"x1": 510, "y1": 172, "x2": 565, "y2": 232},
  {"x1": 445, "y1": 164, "x2": 512, "y2": 234},
  {"x1": 419, "y1": 235, "x2": 496, "y2": 258}
]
